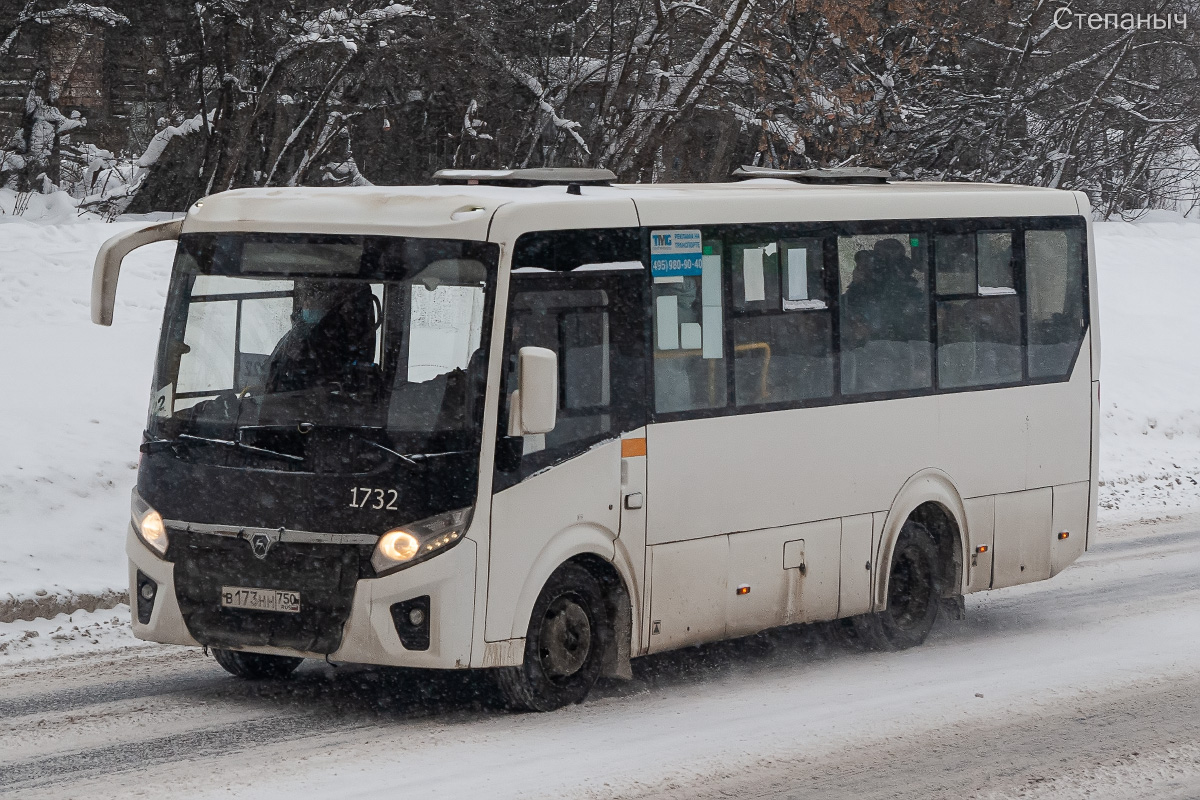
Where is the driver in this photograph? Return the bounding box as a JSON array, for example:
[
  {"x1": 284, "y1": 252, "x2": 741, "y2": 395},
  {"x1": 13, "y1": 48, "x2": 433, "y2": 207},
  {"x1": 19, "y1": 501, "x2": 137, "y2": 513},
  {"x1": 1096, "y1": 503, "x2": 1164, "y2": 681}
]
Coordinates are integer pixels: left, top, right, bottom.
[{"x1": 264, "y1": 282, "x2": 377, "y2": 394}]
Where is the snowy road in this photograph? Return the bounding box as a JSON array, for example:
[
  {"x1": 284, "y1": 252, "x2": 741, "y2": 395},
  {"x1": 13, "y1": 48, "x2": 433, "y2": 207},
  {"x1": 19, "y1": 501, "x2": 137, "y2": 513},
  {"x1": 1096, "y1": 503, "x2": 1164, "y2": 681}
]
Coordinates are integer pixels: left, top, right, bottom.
[{"x1": 2, "y1": 513, "x2": 1200, "y2": 799}]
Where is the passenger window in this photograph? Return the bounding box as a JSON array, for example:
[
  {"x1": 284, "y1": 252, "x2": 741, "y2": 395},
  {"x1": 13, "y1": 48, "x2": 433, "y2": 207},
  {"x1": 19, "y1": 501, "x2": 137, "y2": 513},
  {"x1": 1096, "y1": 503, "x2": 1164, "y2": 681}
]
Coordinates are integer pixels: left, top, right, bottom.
[
  {"x1": 651, "y1": 229, "x2": 726, "y2": 414},
  {"x1": 934, "y1": 231, "x2": 1021, "y2": 389},
  {"x1": 728, "y1": 234, "x2": 832, "y2": 406},
  {"x1": 838, "y1": 233, "x2": 932, "y2": 395},
  {"x1": 936, "y1": 231, "x2": 1015, "y2": 296},
  {"x1": 934, "y1": 234, "x2": 975, "y2": 295},
  {"x1": 978, "y1": 232, "x2": 1015, "y2": 291},
  {"x1": 1025, "y1": 228, "x2": 1087, "y2": 379},
  {"x1": 937, "y1": 297, "x2": 1021, "y2": 388}
]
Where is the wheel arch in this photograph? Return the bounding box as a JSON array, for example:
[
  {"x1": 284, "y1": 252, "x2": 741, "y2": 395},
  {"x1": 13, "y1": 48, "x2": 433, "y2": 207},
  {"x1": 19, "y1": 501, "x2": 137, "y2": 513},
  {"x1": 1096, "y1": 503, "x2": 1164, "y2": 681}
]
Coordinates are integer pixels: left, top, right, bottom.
[
  {"x1": 503, "y1": 527, "x2": 633, "y2": 679},
  {"x1": 874, "y1": 469, "x2": 969, "y2": 610},
  {"x1": 503, "y1": 524, "x2": 615, "y2": 642}
]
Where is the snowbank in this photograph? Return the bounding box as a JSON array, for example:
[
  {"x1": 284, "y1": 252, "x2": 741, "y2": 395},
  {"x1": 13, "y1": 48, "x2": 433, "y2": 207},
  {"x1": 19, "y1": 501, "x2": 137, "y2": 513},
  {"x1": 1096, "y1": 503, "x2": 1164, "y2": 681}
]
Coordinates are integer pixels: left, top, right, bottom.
[
  {"x1": 0, "y1": 214, "x2": 1196, "y2": 609},
  {"x1": 1093, "y1": 218, "x2": 1200, "y2": 517},
  {"x1": 0, "y1": 187, "x2": 92, "y2": 225},
  {"x1": 0, "y1": 220, "x2": 175, "y2": 607}
]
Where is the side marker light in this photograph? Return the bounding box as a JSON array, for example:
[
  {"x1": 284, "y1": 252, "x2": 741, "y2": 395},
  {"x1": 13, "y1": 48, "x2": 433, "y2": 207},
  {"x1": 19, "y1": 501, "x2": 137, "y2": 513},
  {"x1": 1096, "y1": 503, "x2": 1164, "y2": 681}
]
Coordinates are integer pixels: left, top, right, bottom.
[
  {"x1": 1058, "y1": 531, "x2": 1070, "y2": 540},
  {"x1": 736, "y1": 585, "x2": 751, "y2": 596},
  {"x1": 976, "y1": 545, "x2": 988, "y2": 554}
]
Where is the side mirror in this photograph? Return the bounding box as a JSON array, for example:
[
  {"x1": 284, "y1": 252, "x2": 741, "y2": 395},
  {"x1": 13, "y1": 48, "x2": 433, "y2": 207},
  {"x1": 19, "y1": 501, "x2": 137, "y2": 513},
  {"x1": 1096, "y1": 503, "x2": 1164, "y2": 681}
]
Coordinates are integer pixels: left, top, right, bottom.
[
  {"x1": 92, "y1": 218, "x2": 183, "y2": 326},
  {"x1": 508, "y1": 346, "x2": 558, "y2": 436}
]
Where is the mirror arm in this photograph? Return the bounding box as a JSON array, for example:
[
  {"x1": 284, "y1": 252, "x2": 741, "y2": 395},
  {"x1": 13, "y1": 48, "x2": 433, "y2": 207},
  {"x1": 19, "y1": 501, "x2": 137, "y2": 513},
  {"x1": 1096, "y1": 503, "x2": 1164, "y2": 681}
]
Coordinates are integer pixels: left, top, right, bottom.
[{"x1": 91, "y1": 218, "x2": 184, "y2": 326}]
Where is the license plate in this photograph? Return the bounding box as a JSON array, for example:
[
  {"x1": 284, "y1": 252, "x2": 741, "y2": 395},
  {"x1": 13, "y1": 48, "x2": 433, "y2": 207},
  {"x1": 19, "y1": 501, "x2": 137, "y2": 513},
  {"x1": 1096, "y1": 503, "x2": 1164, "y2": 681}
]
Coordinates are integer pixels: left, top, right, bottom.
[{"x1": 220, "y1": 586, "x2": 301, "y2": 614}]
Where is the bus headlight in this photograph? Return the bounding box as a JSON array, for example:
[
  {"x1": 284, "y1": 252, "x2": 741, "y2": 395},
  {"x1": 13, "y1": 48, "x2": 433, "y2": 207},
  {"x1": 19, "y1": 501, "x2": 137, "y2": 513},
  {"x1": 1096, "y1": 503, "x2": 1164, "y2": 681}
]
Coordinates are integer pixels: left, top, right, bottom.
[
  {"x1": 371, "y1": 507, "x2": 472, "y2": 576},
  {"x1": 131, "y1": 490, "x2": 169, "y2": 558}
]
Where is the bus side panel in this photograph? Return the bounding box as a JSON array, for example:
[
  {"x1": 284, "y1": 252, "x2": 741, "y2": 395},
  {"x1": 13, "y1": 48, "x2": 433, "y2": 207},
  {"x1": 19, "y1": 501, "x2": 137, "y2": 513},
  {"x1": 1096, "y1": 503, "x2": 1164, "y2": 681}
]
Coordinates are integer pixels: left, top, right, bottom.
[
  {"x1": 992, "y1": 487, "x2": 1053, "y2": 588},
  {"x1": 722, "y1": 519, "x2": 841, "y2": 638},
  {"x1": 963, "y1": 495, "x2": 996, "y2": 592},
  {"x1": 645, "y1": 398, "x2": 938, "y2": 545},
  {"x1": 1088, "y1": 378, "x2": 1100, "y2": 551},
  {"x1": 485, "y1": 441, "x2": 621, "y2": 643},
  {"x1": 1051, "y1": 482, "x2": 1090, "y2": 576},
  {"x1": 1025, "y1": 332, "x2": 1094, "y2": 489},
  {"x1": 936, "y1": 387, "x2": 1027, "y2": 499},
  {"x1": 838, "y1": 514, "x2": 875, "y2": 618},
  {"x1": 648, "y1": 536, "x2": 728, "y2": 652}
]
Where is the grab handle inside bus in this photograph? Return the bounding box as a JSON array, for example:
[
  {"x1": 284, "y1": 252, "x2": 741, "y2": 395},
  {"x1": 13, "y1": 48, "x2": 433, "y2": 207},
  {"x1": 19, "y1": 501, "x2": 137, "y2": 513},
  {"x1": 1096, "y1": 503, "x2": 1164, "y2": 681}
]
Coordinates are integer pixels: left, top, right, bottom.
[
  {"x1": 510, "y1": 346, "x2": 558, "y2": 436},
  {"x1": 91, "y1": 218, "x2": 184, "y2": 326}
]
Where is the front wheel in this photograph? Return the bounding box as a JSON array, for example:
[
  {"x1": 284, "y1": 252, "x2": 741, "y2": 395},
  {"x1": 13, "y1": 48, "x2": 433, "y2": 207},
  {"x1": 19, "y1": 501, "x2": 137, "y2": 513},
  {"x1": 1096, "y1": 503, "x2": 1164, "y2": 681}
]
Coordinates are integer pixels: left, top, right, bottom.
[
  {"x1": 212, "y1": 648, "x2": 303, "y2": 680},
  {"x1": 495, "y1": 563, "x2": 609, "y2": 712},
  {"x1": 841, "y1": 520, "x2": 941, "y2": 651}
]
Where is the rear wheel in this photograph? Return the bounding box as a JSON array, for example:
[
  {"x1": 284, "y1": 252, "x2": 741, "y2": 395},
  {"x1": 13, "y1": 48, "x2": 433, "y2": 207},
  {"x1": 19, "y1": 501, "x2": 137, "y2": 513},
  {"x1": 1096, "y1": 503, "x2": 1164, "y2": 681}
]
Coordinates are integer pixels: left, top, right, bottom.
[
  {"x1": 212, "y1": 648, "x2": 303, "y2": 680},
  {"x1": 842, "y1": 520, "x2": 941, "y2": 651},
  {"x1": 496, "y1": 563, "x2": 609, "y2": 712}
]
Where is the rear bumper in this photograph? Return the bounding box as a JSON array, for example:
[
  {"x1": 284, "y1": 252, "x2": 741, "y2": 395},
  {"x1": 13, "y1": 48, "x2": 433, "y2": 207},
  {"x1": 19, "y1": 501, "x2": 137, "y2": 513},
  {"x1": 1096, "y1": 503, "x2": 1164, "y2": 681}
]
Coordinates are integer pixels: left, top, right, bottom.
[{"x1": 127, "y1": 528, "x2": 478, "y2": 669}]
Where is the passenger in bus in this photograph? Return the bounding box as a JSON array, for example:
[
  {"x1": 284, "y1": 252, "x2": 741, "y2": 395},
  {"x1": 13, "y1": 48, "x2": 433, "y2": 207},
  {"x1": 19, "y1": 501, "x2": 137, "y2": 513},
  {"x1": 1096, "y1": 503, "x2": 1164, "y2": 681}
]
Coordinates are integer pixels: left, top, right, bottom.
[{"x1": 841, "y1": 238, "x2": 929, "y2": 393}]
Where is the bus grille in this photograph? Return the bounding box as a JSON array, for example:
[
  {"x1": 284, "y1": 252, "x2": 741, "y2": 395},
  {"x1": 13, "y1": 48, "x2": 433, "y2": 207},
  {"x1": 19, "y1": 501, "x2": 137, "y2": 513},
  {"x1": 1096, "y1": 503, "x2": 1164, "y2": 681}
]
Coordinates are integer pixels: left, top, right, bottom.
[{"x1": 168, "y1": 532, "x2": 367, "y2": 654}]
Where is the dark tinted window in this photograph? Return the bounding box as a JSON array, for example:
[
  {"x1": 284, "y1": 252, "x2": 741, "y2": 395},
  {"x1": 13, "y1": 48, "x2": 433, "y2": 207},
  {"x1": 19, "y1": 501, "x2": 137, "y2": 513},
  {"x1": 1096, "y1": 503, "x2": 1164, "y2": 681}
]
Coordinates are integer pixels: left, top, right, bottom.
[
  {"x1": 639, "y1": 218, "x2": 1088, "y2": 422},
  {"x1": 1026, "y1": 228, "x2": 1087, "y2": 379},
  {"x1": 727, "y1": 233, "x2": 833, "y2": 406},
  {"x1": 839, "y1": 232, "x2": 932, "y2": 395},
  {"x1": 934, "y1": 230, "x2": 1022, "y2": 389},
  {"x1": 651, "y1": 233, "x2": 727, "y2": 413},
  {"x1": 506, "y1": 288, "x2": 614, "y2": 456},
  {"x1": 937, "y1": 297, "x2": 1022, "y2": 388},
  {"x1": 495, "y1": 267, "x2": 647, "y2": 489},
  {"x1": 512, "y1": 228, "x2": 642, "y2": 272}
]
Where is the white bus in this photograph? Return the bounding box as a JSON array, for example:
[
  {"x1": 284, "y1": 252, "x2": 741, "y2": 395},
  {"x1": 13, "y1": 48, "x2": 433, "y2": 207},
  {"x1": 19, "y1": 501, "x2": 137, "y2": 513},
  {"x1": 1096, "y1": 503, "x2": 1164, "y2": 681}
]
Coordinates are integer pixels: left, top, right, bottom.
[{"x1": 93, "y1": 166, "x2": 1098, "y2": 711}]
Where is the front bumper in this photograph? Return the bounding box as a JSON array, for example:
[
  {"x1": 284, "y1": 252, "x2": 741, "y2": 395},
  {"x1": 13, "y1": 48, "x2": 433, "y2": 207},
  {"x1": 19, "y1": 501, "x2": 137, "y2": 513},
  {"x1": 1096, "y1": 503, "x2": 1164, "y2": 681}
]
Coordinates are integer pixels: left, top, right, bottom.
[{"x1": 126, "y1": 526, "x2": 478, "y2": 668}]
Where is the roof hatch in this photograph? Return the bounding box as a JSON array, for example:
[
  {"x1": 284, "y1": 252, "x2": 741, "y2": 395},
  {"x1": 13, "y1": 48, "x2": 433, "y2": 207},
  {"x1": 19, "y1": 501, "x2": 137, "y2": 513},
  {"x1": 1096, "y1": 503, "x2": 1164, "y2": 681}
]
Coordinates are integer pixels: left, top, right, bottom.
[
  {"x1": 730, "y1": 165, "x2": 892, "y2": 184},
  {"x1": 432, "y1": 167, "x2": 617, "y2": 187}
]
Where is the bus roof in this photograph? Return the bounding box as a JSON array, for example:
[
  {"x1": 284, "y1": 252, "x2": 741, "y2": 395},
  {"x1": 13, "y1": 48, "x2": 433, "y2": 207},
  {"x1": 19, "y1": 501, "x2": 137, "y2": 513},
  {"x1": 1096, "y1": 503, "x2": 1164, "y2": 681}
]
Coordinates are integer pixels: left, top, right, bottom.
[{"x1": 181, "y1": 180, "x2": 1087, "y2": 239}]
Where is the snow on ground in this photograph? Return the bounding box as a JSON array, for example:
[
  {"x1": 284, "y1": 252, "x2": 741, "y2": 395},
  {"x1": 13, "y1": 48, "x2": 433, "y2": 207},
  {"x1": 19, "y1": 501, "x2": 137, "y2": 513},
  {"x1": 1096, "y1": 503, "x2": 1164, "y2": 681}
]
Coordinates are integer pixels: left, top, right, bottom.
[
  {"x1": 0, "y1": 209, "x2": 1197, "y2": 609},
  {"x1": 199, "y1": 522, "x2": 1200, "y2": 800},
  {"x1": 0, "y1": 604, "x2": 150, "y2": 662},
  {"x1": 4, "y1": 514, "x2": 1195, "y2": 800},
  {"x1": 1092, "y1": 218, "x2": 1200, "y2": 518},
  {"x1": 0, "y1": 218, "x2": 176, "y2": 606}
]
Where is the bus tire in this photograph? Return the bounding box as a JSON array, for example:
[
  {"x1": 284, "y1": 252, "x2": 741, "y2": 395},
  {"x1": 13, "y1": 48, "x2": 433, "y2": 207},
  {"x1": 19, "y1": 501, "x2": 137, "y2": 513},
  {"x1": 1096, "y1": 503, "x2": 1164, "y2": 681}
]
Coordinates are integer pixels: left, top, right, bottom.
[
  {"x1": 211, "y1": 648, "x2": 303, "y2": 680},
  {"x1": 849, "y1": 520, "x2": 941, "y2": 651},
  {"x1": 495, "y1": 563, "x2": 608, "y2": 712}
]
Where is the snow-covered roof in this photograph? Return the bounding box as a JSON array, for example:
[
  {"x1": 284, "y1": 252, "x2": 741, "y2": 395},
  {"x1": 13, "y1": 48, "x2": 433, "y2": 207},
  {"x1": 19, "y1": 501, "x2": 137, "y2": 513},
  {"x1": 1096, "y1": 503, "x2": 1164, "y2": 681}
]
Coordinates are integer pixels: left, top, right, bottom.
[{"x1": 182, "y1": 180, "x2": 1085, "y2": 241}]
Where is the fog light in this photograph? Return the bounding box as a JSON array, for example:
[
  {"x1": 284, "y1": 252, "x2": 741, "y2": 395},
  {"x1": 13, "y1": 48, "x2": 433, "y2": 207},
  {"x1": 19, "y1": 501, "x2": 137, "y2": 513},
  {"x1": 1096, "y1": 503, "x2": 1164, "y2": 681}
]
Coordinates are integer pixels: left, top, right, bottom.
[
  {"x1": 135, "y1": 570, "x2": 157, "y2": 625},
  {"x1": 390, "y1": 596, "x2": 431, "y2": 651}
]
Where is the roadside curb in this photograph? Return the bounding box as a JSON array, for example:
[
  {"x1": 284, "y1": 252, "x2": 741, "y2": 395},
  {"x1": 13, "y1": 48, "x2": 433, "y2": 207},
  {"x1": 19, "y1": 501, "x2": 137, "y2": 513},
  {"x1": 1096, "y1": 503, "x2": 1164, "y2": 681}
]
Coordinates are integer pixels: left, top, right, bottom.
[{"x1": 0, "y1": 591, "x2": 128, "y2": 624}]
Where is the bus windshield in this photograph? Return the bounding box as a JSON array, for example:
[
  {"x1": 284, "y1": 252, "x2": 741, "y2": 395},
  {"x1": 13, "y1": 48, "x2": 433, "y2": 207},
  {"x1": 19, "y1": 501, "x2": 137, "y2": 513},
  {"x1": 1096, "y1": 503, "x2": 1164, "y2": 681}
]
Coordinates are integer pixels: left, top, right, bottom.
[{"x1": 147, "y1": 233, "x2": 499, "y2": 472}]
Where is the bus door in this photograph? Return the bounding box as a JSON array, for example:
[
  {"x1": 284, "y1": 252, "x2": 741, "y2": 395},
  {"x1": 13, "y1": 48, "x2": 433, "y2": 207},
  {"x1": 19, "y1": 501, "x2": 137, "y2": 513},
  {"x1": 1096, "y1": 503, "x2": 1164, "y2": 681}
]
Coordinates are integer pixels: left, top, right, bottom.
[{"x1": 486, "y1": 269, "x2": 648, "y2": 643}]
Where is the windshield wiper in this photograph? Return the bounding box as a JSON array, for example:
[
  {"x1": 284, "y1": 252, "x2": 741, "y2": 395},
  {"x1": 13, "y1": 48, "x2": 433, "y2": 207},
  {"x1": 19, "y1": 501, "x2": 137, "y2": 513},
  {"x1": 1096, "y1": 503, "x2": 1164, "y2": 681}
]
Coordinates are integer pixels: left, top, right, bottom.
[
  {"x1": 356, "y1": 436, "x2": 422, "y2": 467},
  {"x1": 142, "y1": 433, "x2": 305, "y2": 463},
  {"x1": 234, "y1": 424, "x2": 425, "y2": 468}
]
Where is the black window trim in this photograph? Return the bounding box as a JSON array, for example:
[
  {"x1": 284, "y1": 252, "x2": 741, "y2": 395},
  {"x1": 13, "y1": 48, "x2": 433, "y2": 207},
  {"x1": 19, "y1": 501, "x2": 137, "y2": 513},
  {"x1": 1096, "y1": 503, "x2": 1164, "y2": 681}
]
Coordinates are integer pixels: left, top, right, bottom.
[{"x1": 647, "y1": 215, "x2": 1090, "y2": 425}]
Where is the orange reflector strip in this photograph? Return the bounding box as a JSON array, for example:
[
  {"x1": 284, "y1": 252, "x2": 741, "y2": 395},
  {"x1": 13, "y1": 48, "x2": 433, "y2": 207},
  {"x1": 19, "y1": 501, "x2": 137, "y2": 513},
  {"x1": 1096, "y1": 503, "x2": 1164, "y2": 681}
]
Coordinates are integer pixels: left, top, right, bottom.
[
  {"x1": 1058, "y1": 531, "x2": 1070, "y2": 540},
  {"x1": 976, "y1": 545, "x2": 988, "y2": 553},
  {"x1": 736, "y1": 585, "x2": 750, "y2": 595},
  {"x1": 621, "y1": 438, "x2": 647, "y2": 458}
]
